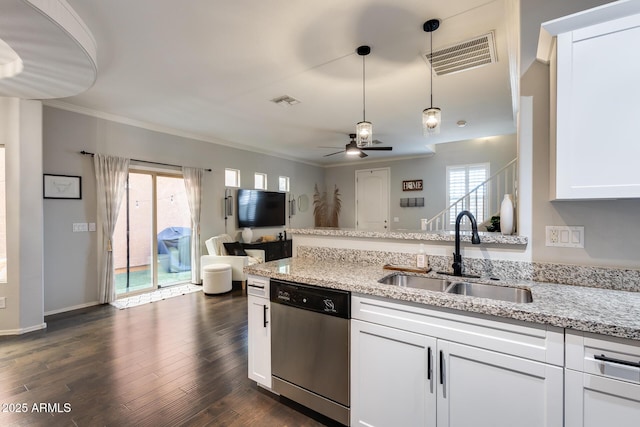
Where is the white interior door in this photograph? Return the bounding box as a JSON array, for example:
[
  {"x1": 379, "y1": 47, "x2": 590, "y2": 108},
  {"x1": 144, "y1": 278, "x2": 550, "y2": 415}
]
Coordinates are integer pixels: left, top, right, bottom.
[{"x1": 356, "y1": 168, "x2": 389, "y2": 230}]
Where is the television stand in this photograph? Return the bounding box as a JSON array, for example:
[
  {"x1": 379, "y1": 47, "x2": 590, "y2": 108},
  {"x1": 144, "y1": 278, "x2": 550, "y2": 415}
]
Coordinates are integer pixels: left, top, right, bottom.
[{"x1": 243, "y1": 239, "x2": 292, "y2": 262}]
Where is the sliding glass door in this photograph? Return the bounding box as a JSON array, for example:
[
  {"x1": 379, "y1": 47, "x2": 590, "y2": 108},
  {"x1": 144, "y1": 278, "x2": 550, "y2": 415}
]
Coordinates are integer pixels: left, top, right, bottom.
[
  {"x1": 156, "y1": 175, "x2": 192, "y2": 286},
  {"x1": 114, "y1": 170, "x2": 191, "y2": 297}
]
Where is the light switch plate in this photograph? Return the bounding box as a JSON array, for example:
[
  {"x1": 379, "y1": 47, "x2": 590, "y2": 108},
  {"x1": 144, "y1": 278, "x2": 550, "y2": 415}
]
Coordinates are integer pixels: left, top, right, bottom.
[
  {"x1": 73, "y1": 223, "x2": 88, "y2": 232},
  {"x1": 0, "y1": 297, "x2": 6, "y2": 309},
  {"x1": 545, "y1": 226, "x2": 584, "y2": 248}
]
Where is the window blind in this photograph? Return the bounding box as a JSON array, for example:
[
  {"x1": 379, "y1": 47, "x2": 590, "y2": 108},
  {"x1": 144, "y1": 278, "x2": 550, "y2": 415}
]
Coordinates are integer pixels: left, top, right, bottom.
[{"x1": 447, "y1": 163, "x2": 489, "y2": 227}]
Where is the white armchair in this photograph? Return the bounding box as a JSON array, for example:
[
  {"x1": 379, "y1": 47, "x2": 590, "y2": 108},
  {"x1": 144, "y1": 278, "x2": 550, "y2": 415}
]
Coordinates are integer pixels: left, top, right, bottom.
[{"x1": 201, "y1": 234, "x2": 265, "y2": 287}]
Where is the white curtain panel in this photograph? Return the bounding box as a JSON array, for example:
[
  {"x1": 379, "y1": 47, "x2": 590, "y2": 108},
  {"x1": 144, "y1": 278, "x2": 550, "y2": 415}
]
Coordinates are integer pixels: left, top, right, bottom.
[
  {"x1": 94, "y1": 154, "x2": 130, "y2": 303},
  {"x1": 182, "y1": 166, "x2": 205, "y2": 284}
]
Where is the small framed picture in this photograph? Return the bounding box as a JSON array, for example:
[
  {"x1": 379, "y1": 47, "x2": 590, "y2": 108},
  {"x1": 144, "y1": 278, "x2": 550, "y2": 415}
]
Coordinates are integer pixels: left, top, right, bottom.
[{"x1": 43, "y1": 174, "x2": 82, "y2": 199}]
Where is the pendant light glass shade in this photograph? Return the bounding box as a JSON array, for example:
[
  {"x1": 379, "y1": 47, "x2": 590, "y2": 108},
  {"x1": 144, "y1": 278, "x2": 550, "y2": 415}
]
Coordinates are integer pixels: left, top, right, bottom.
[
  {"x1": 356, "y1": 46, "x2": 372, "y2": 148},
  {"x1": 356, "y1": 120, "x2": 372, "y2": 148},
  {"x1": 423, "y1": 19, "x2": 441, "y2": 137},
  {"x1": 422, "y1": 107, "x2": 441, "y2": 135}
]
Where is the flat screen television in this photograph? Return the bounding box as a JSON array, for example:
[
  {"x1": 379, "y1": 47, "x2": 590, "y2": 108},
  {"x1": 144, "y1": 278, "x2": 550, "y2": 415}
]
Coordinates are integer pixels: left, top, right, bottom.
[{"x1": 237, "y1": 189, "x2": 286, "y2": 228}]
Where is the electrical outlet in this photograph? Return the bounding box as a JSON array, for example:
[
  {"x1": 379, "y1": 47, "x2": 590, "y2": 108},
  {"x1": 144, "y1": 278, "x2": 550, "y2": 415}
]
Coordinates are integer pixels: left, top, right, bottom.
[
  {"x1": 89, "y1": 222, "x2": 96, "y2": 232},
  {"x1": 0, "y1": 297, "x2": 6, "y2": 309},
  {"x1": 545, "y1": 226, "x2": 584, "y2": 248}
]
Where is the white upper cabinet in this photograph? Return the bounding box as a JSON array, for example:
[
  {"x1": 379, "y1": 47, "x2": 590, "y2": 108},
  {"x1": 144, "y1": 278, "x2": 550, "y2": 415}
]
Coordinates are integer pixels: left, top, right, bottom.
[{"x1": 539, "y1": 1, "x2": 640, "y2": 199}]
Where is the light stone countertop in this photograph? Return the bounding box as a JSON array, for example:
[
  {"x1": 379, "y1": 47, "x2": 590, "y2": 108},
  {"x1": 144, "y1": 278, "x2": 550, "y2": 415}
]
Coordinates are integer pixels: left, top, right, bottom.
[
  {"x1": 288, "y1": 227, "x2": 528, "y2": 245},
  {"x1": 245, "y1": 257, "x2": 640, "y2": 341}
]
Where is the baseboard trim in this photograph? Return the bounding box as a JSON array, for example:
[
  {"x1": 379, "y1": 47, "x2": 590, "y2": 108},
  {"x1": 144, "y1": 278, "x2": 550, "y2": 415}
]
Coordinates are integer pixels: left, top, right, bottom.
[
  {"x1": 0, "y1": 322, "x2": 47, "y2": 336},
  {"x1": 44, "y1": 301, "x2": 100, "y2": 316}
]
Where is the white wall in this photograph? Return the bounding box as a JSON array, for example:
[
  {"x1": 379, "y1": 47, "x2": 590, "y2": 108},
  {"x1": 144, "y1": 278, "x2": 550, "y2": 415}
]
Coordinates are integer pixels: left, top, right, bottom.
[
  {"x1": 0, "y1": 98, "x2": 45, "y2": 334},
  {"x1": 42, "y1": 106, "x2": 323, "y2": 314},
  {"x1": 324, "y1": 136, "x2": 517, "y2": 230}
]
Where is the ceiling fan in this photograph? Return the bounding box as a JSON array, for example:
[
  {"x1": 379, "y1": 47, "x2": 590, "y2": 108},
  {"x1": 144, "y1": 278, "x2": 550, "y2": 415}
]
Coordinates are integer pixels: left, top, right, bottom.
[{"x1": 323, "y1": 134, "x2": 393, "y2": 158}]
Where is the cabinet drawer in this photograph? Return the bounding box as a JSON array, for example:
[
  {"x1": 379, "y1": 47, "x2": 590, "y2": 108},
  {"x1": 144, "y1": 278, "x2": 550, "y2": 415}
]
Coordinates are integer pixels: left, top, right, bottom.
[
  {"x1": 565, "y1": 369, "x2": 640, "y2": 427},
  {"x1": 352, "y1": 295, "x2": 564, "y2": 365},
  {"x1": 566, "y1": 330, "x2": 640, "y2": 384},
  {"x1": 247, "y1": 275, "x2": 269, "y2": 298}
]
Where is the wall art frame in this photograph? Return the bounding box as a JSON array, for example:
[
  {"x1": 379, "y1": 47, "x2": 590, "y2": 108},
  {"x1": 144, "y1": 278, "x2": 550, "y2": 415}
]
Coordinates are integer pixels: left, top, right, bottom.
[{"x1": 43, "y1": 174, "x2": 82, "y2": 199}]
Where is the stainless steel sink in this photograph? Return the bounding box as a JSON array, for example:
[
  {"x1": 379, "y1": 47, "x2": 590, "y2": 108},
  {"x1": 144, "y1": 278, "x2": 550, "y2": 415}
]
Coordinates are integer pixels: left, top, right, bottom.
[
  {"x1": 378, "y1": 274, "x2": 451, "y2": 292},
  {"x1": 379, "y1": 273, "x2": 533, "y2": 303},
  {"x1": 446, "y1": 282, "x2": 533, "y2": 303}
]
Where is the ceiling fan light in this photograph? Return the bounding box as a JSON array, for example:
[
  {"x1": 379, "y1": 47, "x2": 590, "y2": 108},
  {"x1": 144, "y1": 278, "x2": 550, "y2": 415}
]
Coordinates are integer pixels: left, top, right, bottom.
[
  {"x1": 346, "y1": 145, "x2": 361, "y2": 156},
  {"x1": 422, "y1": 107, "x2": 441, "y2": 136},
  {"x1": 356, "y1": 120, "x2": 373, "y2": 148}
]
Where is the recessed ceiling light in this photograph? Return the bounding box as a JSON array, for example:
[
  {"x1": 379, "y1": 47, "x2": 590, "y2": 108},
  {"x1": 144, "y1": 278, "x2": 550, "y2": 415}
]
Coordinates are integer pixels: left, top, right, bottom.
[{"x1": 457, "y1": 120, "x2": 467, "y2": 127}]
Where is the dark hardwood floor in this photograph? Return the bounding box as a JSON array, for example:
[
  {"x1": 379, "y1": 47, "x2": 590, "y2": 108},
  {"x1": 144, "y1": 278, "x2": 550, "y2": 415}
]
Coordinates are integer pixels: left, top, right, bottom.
[{"x1": 0, "y1": 289, "x2": 342, "y2": 427}]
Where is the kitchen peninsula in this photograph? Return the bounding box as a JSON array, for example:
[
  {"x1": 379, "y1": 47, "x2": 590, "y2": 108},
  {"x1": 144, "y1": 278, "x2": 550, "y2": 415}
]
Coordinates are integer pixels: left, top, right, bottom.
[{"x1": 245, "y1": 227, "x2": 640, "y2": 427}]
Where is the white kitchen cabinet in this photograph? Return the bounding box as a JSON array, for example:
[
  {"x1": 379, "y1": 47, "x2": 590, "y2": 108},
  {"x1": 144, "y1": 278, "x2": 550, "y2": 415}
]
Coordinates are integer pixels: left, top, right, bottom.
[
  {"x1": 437, "y1": 340, "x2": 563, "y2": 427},
  {"x1": 351, "y1": 319, "x2": 437, "y2": 427},
  {"x1": 247, "y1": 275, "x2": 271, "y2": 388},
  {"x1": 539, "y1": 2, "x2": 640, "y2": 199},
  {"x1": 565, "y1": 370, "x2": 640, "y2": 427},
  {"x1": 351, "y1": 295, "x2": 564, "y2": 427},
  {"x1": 565, "y1": 330, "x2": 640, "y2": 427}
]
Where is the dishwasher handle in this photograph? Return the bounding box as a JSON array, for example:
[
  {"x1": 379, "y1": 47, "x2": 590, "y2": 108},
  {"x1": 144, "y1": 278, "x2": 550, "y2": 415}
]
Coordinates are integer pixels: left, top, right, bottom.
[{"x1": 594, "y1": 354, "x2": 640, "y2": 369}]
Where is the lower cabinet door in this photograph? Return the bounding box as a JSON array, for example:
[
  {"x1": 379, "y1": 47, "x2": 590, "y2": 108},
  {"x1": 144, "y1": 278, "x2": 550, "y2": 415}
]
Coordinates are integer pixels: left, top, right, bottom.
[
  {"x1": 247, "y1": 295, "x2": 271, "y2": 388},
  {"x1": 565, "y1": 369, "x2": 640, "y2": 427},
  {"x1": 351, "y1": 319, "x2": 437, "y2": 427},
  {"x1": 437, "y1": 340, "x2": 563, "y2": 427}
]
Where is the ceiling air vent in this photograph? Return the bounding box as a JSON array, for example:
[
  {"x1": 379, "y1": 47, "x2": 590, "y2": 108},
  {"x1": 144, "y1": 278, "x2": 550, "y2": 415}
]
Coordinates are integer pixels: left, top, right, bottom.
[
  {"x1": 270, "y1": 95, "x2": 301, "y2": 106},
  {"x1": 425, "y1": 31, "x2": 497, "y2": 76}
]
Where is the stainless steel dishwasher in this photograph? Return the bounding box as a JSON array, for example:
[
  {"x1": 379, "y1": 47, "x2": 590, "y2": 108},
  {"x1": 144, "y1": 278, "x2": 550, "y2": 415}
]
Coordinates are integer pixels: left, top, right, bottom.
[{"x1": 270, "y1": 279, "x2": 350, "y2": 426}]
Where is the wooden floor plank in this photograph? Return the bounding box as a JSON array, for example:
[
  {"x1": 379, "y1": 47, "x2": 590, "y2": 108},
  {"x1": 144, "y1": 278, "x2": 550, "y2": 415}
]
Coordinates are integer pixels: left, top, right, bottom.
[{"x1": 0, "y1": 290, "x2": 342, "y2": 427}]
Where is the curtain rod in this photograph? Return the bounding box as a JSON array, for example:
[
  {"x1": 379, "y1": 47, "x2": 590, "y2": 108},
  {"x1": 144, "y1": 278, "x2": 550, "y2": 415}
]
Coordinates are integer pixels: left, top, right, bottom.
[{"x1": 80, "y1": 151, "x2": 212, "y2": 172}]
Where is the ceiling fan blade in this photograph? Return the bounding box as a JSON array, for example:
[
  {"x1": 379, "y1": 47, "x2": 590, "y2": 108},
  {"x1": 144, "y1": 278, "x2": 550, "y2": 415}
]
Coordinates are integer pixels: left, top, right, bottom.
[
  {"x1": 359, "y1": 151, "x2": 368, "y2": 158},
  {"x1": 323, "y1": 150, "x2": 345, "y2": 157},
  {"x1": 362, "y1": 146, "x2": 393, "y2": 151},
  {"x1": 372, "y1": 139, "x2": 385, "y2": 145}
]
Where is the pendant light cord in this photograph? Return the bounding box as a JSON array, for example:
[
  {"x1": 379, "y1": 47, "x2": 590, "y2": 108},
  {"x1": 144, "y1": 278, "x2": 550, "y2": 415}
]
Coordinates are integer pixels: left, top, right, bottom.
[
  {"x1": 430, "y1": 29, "x2": 433, "y2": 109},
  {"x1": 362, "y1": 54, "x2": 366, "y2": 121}
]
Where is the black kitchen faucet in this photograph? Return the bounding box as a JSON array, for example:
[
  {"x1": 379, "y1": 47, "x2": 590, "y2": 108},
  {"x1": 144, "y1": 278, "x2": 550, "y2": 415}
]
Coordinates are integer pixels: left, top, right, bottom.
[{"x1": 452, "y1": 210, "x2": 481, "y2": 276}]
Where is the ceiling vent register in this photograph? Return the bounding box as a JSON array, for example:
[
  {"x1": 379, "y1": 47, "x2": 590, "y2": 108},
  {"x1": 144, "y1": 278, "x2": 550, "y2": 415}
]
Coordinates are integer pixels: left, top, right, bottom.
[
  {"x1": 270, "y1": 95, "x2": 300, "y2": 106},
  {"x1": 425, "y1": 31, "x2": 497, "y2": 76}
]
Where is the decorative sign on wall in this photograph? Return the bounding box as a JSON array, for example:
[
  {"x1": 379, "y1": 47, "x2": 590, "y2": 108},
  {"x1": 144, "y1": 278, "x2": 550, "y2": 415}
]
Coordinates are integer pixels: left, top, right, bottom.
[{"x1": 402, "y1": 179, "x2": 423, "y2": 191}]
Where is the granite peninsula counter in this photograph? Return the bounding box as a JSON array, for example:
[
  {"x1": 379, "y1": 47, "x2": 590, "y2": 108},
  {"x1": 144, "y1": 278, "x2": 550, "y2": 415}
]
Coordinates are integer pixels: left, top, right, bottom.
[
  {"x1": 288, "y1": 227, "x2": 529, "y2": 245},
  {"x1": 245, "y1": 257, "x2": 640, "y2": 341}
]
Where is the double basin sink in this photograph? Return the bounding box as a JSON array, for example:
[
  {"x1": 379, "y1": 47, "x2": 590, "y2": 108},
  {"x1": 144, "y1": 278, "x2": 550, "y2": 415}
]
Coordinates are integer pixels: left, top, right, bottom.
[{"x1": 379, "y1": 274, "x2": 533, "y2": 303}]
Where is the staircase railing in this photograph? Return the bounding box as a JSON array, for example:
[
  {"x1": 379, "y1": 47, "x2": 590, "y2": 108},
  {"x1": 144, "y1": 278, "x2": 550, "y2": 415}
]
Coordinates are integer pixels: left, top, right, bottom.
[{"x1": 424, "y1": 158, "x2": 517, "y2": 232}]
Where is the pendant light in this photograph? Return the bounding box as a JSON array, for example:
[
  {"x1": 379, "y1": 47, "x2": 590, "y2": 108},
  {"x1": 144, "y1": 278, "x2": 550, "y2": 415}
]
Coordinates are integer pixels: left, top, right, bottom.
[
  {"x1": 356, "y1": 45, "x2": 372, "y2": 148},
  {"x1": 423, "y1": 19, "x2": 441, "y2": 136}
]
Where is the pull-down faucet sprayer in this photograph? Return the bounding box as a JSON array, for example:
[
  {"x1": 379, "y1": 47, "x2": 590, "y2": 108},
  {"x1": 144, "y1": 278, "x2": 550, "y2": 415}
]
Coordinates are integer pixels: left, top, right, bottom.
[{"x1": 452, "y1": 210, "x2": 481, "y2": 276}]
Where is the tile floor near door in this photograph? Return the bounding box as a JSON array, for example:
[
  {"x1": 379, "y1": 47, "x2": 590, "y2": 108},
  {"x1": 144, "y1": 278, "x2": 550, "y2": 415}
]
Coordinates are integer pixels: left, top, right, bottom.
[{"x1": 0, "y1": 290, "x2": 342, "y2": 426}]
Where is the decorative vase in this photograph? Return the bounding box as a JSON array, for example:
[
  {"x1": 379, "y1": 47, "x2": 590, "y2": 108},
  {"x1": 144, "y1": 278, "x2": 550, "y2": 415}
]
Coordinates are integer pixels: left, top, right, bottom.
[
  {"x1": 242, "y1": 227, "x2": 253, "y2": 243},
  {"x1": 500, "y1": 194, "x2": 514, "y2": 235}
]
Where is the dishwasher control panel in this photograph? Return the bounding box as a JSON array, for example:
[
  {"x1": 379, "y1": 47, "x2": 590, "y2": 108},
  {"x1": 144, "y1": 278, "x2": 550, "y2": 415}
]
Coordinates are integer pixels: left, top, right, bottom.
[{"x1": 270, "y1": 279, "x2": 350, "y2": 319}]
